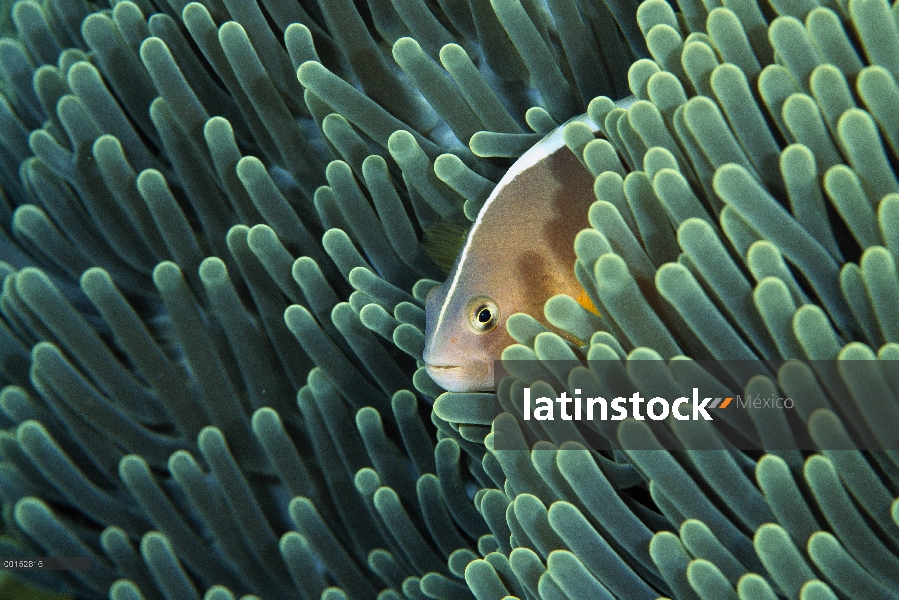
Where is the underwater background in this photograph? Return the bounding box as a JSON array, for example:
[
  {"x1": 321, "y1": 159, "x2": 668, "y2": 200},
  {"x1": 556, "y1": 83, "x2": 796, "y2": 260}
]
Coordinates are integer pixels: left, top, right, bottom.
[{"x1": 1, "y1": 0, "x2": 898, "y2": 598}]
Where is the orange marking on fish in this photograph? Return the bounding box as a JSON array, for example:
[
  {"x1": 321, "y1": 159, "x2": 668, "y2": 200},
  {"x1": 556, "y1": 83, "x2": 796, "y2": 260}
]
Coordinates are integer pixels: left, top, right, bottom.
[{"x1": 577, "y1": 289, "x2": 601, "y2": 317}]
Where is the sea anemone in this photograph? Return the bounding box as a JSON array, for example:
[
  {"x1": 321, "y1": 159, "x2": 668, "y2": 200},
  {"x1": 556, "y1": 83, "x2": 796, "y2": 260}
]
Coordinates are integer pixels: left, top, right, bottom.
[{"x1": 0, "y1": 0, "x2": 897, "y2": 599}]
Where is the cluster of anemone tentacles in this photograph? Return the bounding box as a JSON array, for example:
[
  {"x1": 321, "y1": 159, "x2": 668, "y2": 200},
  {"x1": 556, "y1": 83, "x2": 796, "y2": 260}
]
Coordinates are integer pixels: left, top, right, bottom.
[{"x1": 0, "y1": 0, "x2": 898, "y2": 599}]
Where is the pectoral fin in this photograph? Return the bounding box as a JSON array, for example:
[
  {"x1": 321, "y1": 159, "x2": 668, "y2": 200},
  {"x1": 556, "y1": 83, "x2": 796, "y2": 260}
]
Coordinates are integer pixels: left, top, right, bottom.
[{"x1": 577, "y1": 288, "x2": 601, "y2": 317}]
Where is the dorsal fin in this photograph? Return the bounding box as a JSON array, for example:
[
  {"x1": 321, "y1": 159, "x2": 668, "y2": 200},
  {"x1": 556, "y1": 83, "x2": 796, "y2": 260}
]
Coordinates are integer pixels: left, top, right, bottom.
[{"x1": 423, "y1": 221, "x2": 471, "y2": 273}]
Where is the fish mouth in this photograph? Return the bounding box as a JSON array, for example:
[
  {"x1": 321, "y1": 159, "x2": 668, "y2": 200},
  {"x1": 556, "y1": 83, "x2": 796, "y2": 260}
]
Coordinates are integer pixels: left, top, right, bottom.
[{"x1": 424, "y1": 360, "x2": 492, "y2": 392}]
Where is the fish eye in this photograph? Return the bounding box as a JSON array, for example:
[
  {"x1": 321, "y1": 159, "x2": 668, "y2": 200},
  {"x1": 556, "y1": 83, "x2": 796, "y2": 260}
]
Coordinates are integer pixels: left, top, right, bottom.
[{"x1": 468, "y1": 297, "x2": 498, "y2": 333}]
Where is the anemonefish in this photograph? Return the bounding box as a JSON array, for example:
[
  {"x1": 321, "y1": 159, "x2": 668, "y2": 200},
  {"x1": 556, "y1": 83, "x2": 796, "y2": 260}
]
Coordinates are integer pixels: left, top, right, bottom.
[{"x1": 423, "y1": 97, "x2": 636, "y2": 392}]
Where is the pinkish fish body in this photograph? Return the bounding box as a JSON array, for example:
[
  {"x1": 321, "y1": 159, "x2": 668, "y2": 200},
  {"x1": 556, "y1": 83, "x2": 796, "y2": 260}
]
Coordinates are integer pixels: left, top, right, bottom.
[{"x1": 423, "y1": 103, "x2": 632, "y2": 392}]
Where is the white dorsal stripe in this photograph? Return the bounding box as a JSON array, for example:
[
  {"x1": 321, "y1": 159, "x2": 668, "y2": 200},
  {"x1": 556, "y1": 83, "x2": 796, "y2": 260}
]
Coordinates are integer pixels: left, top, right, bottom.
[{"x1": 431, "y1": 96, "x2": 637, "y2": 345}]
